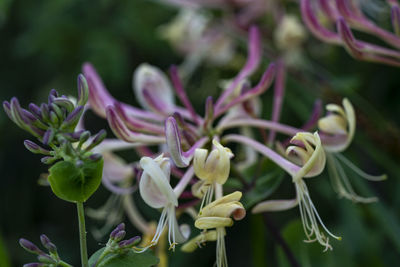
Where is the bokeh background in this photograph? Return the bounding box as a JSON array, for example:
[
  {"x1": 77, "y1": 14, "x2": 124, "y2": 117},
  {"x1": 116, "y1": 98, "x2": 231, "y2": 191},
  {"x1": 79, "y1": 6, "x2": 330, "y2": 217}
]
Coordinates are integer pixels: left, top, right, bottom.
[{"x1": 1, "y1": 0, "x2": 400, "y2": 266}]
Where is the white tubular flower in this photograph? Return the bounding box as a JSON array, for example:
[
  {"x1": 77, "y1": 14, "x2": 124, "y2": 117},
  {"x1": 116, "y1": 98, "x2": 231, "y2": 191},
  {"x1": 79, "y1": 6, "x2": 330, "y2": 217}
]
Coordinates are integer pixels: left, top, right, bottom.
[
  {"x1": 318, "y1": 98, "x2": 355, "y2": 153},
  {"x1": 139, "y1": 155, "x2": 190, "y2": 250},
  {"x1": 319, "y1": 98, "x2": 386, "y2": 203},
  {"x1": 193, "y1": 139, "x2": 233, "y2": 207},
  {"x1": 133, "y1": 63, "x2": 175, "y2": 114},
  {"x1": 253, "y1": 132, "x2": 340, "y2": 251},
  {"x1": 287, "y1": 132, "x2": 326, "y2": 182},
  {"x1": 193, "y1": 191, "x2": 246, "y2": 267},
  {"x1": 288, "y1": 132, "x2": 340, "y2": 251}
]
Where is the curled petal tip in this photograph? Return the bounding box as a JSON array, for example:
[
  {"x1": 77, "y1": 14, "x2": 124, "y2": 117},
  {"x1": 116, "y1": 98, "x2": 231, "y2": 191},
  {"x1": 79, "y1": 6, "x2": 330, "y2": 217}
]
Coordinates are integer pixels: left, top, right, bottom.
[{"x1": 165, "y1": 116, "x2": 190, "y2": 168}]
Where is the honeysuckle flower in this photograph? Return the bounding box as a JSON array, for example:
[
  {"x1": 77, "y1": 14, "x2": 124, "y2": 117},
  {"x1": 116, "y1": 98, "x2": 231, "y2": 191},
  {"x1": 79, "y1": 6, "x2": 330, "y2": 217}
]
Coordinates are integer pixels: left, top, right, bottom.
[
  {"x1": 274, "y1": 15, "x2": 307, "y2": 52},
  {"x1": 139, "y1": 154, "x2": 190, "y2": 250},
  {"x1": 193, "y1": 139, "x2": 233, "y2": 207},
  {"x1": 224, "y1": 132, "x2": 341, "y2": 250},
  {"x1": 300, "y1": 0, "x2": 400, "y2": 66},
  {"x1": 159, "y1": 8, "x2": 235, "y2": 78},
  {"x1": 193, "y1": 191, "x2": 246, "y2": 267},
  {"x1": 318, "y1": 99, "x2": 386, "y2": 203}
]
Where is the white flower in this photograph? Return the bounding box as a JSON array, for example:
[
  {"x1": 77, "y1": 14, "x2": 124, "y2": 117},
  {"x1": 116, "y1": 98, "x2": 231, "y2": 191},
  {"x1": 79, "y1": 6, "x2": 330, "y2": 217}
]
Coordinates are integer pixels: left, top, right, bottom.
[{"x1": 139, "y1": 154, "x2": 189, "y2": 250}]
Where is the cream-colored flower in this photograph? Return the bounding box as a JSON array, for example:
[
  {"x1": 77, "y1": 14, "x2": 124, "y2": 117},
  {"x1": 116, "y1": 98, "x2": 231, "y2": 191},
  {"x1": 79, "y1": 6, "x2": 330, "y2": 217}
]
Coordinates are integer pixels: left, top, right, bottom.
[
  {"x1": 318, "y1": 98, "x2": 355, "y2": 153},
  {"x1": 139, "y1": 155, "x2": 190, "y2": 250},
  {"x1": 319, "y1": 99, "x2": 386, "y2": 203},
  {"x1": 253, "y1": 132, "x2": 341, "y2": 251},
  {"x1": 193, "y1": 139, "x2": 233, "y2": 207},
  {"x1": 192, "y1": 191, "x2": 246, "y2": 267}
]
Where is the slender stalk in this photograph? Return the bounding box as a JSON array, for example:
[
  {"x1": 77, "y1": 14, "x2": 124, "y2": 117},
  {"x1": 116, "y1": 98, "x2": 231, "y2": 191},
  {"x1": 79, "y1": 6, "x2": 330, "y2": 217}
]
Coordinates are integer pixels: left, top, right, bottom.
[
  {"x1": 262, "y1": 214, "x2": 300, "y2": 267},
  {"x1": 77, "y1": 202, "x2": 89, "y2": 267},
  {"x1": 59, "y1": 261, "x2": 74, "y2": 267}
]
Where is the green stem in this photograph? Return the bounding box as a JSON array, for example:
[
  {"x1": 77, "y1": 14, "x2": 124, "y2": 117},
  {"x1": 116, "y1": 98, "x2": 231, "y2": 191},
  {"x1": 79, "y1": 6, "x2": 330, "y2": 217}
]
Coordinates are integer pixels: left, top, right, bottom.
[
  {"x1": 59, "y1": 260, "x2": 74, "y2": 267},
  {"x1": 77, "y1": 202, "x2": 89, "y2": 267}
]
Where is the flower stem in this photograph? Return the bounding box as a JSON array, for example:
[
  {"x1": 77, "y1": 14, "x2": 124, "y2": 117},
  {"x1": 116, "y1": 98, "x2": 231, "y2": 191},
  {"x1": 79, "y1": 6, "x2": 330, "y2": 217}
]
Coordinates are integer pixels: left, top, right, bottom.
[{"x1": 77, "y1": 202, "x2": 89, "y2": 267}]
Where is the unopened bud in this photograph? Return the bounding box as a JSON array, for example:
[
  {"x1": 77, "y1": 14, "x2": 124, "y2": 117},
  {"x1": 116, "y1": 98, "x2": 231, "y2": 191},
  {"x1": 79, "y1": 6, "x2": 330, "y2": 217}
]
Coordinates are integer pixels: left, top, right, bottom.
[
  {"x1": 118, "y1": 236, "x2": 141, "y2": 248},
  {"x1": 19, "y1": 239, "x2": 43, "y2": 255}
]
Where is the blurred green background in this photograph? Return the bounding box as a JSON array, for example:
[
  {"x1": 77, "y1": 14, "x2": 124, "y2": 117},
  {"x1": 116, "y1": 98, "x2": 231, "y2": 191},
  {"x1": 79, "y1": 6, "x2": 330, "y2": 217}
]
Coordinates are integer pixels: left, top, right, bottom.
[{"x1": 1, "y1": 0, "x2": 400, "y2": 266}]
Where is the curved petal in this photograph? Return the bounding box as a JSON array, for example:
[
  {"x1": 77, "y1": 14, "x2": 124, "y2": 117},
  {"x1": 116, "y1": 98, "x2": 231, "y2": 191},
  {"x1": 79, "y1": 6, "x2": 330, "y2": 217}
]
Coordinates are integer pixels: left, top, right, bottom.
[
  {"x1": 139, "y1": 156, "x2": 177, "y2": 208},
  {"x1": 133, "y1": 63, "x2": 175, "y2": 113}
]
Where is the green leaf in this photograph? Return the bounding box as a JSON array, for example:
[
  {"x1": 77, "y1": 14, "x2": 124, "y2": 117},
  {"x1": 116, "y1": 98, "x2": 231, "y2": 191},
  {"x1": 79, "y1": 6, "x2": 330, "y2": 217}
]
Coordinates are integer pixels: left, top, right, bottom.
[
  {"x1": 89, "y1": 248, "x2": 159, "y2": 267},
  {"x1": 48, "y1": 158, "x2": 103, "y2": 203},
  {"x1": 241, "y1": 159, "x2": 285, "y2": 209}
]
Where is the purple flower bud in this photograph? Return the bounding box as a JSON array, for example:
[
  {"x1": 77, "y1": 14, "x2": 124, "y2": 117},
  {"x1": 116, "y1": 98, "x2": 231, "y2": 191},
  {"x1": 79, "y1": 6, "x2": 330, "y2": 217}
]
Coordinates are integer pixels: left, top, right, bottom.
[
  {"x1": 28, "y1": 103, "x2": 43, "y2": 120},
  {"x1": 49, "y1": 111, "x2": 59, "y2": 126},
  {"x1": 10, "y1": 97, "x2": 30, "y2": 127},
  {"x1": 110, "y1": 223, "x2": 126, "y2": 240},
  {"x1": 41, "y1": 156, "x2": 57, "y2": 165},
  {"x1": 53, "y1": 98, "x2": 74, "y2": 113},
  {"x1": 85, "y1": 129, "x2": 106, "y2": 151},
  {"x1": 3, "y1": 100, "x2": 12, "y2": 119},
  {"x1": 118, "y1": 236, "x2": 141, "y2": 248},
  {"x1": 43, "y1": 129, "x2": 55, "y2": 145},
  {"x1": 79, "y1": 131, "x2": 91, "y2": 143},
  {"x1": 19, "y1": 239, "x2": 44, "y2": 255},
  {"x1": 116, "y1": 222, "x2": 125, "y2": 231},
  {"x1": 40, "y1": 103, "x2": 50, "y2": 123},
  {"x1": 23, "y1": 263, "x2": 45, "y2": 267},
  {"x1": 114, "y1": 230, "x2": 126, "y2": 242},
  {"x1": 49, "y1": 89, "x2": 59, "y2": 98},
  {"x1": 89, "y1": 153, "x2": 102, "y2": 162},
  {"x1": 40, "y1": 235, "x2": 57, "y2": 254},
  {"x1": 61, "y1": 106, "x2": 84, "y2": 130},
  {"x1": 24, "y1": 140, "x2": 51, "y2": 155},
  {"x1": 77, "y1": 74, "x2": 89, "y2": 106}
]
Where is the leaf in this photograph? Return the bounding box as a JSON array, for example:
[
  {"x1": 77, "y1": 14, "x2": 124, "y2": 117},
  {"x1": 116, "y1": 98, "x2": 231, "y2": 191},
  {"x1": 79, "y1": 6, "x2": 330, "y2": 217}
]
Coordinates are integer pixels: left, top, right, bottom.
[
  {"x1": 48, "y1": 158, "x2": 103, "y2": 203},
  {"x1": 89, "y1": 248, "x2": 159, "y2": 267},
  {"x1": 241, "y1": 159, "x2": 285, "y2": 209}
]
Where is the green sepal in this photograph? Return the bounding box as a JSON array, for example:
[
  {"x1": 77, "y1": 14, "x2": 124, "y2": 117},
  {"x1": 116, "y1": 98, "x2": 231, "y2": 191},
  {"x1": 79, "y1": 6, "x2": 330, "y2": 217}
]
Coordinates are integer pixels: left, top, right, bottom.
[
  {"x1": 48, "y1": 158, "x2": 103, "y2": 203},
  {"x1": 89, "y1": 248, "x2": 159, "y2": 267}
]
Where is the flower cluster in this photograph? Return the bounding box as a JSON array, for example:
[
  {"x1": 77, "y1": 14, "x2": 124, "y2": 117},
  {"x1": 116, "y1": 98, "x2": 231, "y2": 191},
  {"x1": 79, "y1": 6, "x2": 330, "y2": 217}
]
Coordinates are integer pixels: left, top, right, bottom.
[
  {"x1": 3, "y1": 75, "x2": 106, "y2": 203},
  {"x1": 80, "y1": 20, "x2": 385, "y2": 265}
]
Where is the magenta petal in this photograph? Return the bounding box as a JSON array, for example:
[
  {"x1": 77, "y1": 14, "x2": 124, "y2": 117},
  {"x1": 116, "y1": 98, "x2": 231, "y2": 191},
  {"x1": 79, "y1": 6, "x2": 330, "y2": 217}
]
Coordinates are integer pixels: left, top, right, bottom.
[
  {"x1": 300, "y1": 0, "x2": 341, "y2": 43},
  {"x1": 337, "y1": 18, "x2": 364, "y2": 58},
  {"x1": 83, "y1": 63, "x2": 116, "y2": 118},
  {"x1": 165, "y1": 116, "x2": 190, "y2": 168},
  {"x1": 215, "y1": 26, "x2": 262, "y2": 110},
  {"x1": 392, "y1": 5, "x2": 400, "y2": 36}
]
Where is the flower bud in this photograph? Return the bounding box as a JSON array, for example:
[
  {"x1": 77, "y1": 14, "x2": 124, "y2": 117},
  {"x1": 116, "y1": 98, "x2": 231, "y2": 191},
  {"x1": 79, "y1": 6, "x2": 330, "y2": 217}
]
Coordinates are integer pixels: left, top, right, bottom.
[
  {"x1": 24, "y1": 140, "x2": 51, "y2": 155},
  {"x1": 118, "y1": 236, "x2": 141, "y2": 248},
  {"x1": 77, "y1": 74, "x2": 89, "y2": 106},
  {"x1": 85, "y1": 129, "x2": 107, "y2": 151},
  {"x1": 60, "y1": 106, "x2": 84, "y2": 131},
  {"x1": 53, "y1": 98, "x2": 75, "y2": 113},
  {"x1": 19, "y1": 239, "x2": 44, "y2": 255},
  {"x1": 193, "y1": 139, "x2": 233, "y2": 185},
  {"x1": 287, "y1": 132, "x2": 326, "y2": 181},
  {"x1": 23, "y1": 263, "x2": 45, "y2": 267}
]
